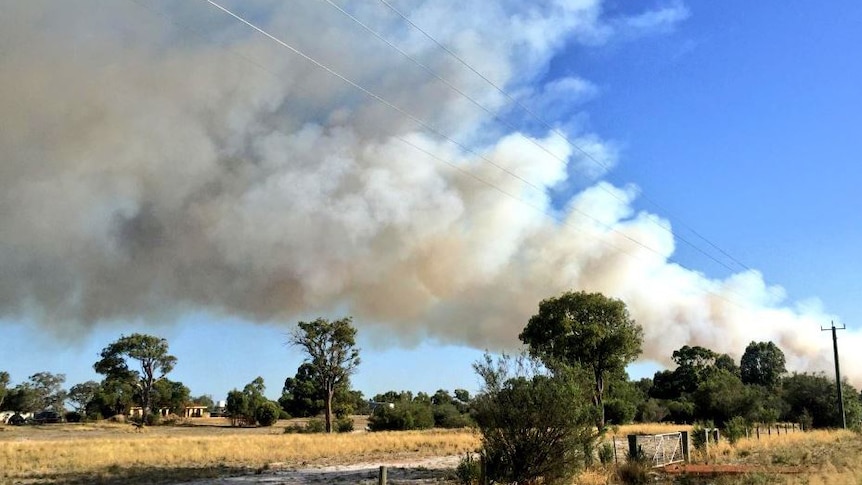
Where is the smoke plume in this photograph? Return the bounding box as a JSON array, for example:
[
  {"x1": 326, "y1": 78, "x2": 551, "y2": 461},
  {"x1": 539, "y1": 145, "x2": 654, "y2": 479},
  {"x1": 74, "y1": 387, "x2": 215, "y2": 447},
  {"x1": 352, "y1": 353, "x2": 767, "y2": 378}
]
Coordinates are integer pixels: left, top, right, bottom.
[{"x1": 1, "y1": 1, "x2": 857, "y2": 383}]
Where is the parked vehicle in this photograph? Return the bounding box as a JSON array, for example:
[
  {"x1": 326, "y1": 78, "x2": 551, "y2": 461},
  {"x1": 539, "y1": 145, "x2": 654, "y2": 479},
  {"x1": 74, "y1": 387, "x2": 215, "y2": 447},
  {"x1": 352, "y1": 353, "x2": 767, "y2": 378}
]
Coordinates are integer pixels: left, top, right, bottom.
[{"x1": 33, "y1": 410, "x2": 63, "y2": 424}]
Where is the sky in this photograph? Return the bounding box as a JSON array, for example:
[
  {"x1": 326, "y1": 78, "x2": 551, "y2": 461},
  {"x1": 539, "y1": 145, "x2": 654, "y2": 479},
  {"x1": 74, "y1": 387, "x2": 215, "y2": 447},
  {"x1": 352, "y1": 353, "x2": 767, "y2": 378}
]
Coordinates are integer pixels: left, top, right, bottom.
[{"x1": 1, "y1": 0, "x2": 861, "y2": 403}]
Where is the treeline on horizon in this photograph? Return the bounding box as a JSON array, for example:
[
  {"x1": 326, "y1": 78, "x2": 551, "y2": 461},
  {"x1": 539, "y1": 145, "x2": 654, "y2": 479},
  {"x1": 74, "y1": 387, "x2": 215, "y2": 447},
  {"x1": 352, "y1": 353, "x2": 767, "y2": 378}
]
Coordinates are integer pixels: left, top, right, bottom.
[{"x1": 1, "y1": 316, "x2": 860, "y2": 432}]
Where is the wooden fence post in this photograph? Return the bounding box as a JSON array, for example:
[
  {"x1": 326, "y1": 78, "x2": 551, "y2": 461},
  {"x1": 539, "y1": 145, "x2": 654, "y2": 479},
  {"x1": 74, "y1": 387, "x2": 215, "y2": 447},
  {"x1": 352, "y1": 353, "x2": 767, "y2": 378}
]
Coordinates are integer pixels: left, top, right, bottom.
[
  {"x1": 628, "y1": 434, "x2": 639, "y2": 461},
  {"x1": 378, "y1": 466, "x2": 387, "y2": 485},
  {"x1": 680, "y1": 431, "x2": 690, "y2": 463}
]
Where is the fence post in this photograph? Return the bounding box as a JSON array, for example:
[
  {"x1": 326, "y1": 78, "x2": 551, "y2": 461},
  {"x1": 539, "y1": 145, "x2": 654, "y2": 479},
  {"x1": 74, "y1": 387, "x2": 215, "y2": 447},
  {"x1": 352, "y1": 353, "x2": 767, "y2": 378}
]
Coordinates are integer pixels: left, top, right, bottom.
[
  {"x1": 756, "y1": 425, "x2": 760, "y2": 440},
  {"x1": 712, "y1": 428, "x2": 720, "y2": 443},
  {"x1": 378, "y1": 466, "x2": 387, "y2": 485},
  {"x1": 680, "y1": 431, "x2": 690, "y2": 463},
  {"x1": 479, "y1": 455, "x2": 487, "y2": 485},
  {"x1": 628, "y1": 434, "x2": 638, "y2": 461},
  {"x1": 704, "y1": 428, "x2": 709, "y2": 457},
  {"x1": 613, "y1": 436, "x2": 618, "y2": 464}
]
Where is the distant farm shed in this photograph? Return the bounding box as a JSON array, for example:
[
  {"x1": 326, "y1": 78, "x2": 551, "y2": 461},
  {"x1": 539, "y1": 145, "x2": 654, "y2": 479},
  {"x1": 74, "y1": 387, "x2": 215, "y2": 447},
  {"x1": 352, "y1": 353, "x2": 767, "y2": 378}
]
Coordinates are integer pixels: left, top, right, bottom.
[{"x1": 128, "y1": 406, "x2": 210, "y2": 419}]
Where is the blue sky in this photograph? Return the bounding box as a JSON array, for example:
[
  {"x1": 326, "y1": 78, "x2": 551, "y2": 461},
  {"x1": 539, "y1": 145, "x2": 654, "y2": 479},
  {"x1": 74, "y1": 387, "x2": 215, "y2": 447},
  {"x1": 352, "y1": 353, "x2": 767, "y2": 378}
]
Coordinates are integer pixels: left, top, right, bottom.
[{"x1": 1, "y1": 1, "x2": 861, "y2": 403}]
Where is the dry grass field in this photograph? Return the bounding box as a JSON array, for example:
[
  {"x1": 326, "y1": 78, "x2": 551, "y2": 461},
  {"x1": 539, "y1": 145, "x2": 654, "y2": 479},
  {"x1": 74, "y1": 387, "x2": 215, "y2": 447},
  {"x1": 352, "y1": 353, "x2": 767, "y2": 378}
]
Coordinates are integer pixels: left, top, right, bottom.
[
  {"x1": 0, "y1": 419, "x2": 478, "y2": 484},
  {"x1": 594, "y1": 424, "x2": 862, "y2": 485},
  {"x1": 2, "y1": 420, "x2": 861, "y2": 484}
]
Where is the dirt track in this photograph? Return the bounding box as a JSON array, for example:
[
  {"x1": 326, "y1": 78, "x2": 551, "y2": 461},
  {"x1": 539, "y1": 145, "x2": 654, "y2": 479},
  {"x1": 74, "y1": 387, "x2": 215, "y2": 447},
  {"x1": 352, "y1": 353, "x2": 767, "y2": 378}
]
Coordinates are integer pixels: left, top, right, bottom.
[{"x1": 181, "y1": 455, "x2": 461, "y2": 484}]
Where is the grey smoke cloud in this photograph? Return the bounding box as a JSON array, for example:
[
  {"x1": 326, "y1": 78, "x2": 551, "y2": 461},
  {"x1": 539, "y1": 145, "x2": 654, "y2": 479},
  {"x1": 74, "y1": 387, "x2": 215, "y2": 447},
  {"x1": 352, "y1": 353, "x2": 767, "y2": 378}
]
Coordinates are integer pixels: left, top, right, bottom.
[{"x1": 1, "y1": 0, "x2": 857, "y2": 383}]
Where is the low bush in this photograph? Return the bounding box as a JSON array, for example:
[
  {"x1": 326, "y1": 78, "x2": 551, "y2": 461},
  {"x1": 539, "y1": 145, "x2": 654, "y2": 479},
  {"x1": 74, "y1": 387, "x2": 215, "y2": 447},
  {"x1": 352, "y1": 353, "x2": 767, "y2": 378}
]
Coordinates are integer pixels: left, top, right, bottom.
[
  {"x1": 305, "y1": 418, "x2": 326, "y2": 433},
  {"x1": 64, "y1": 412, "x2": 83, "y2": 423},
  {"x1": 335, "y1": 417, "x2": 354, "y2": 433},
  {"x1": 598, "y1": 442, "x2": 615, "y2": 464},
  {"x1": 692, "y1": 420, "x2": 716, "y2": 450},
  {"x1": 255, "y1": 401, "x2": 280, "y2": 427},
  {"x1": 455, "y1": 452, "x2": 481, "y2": 484},
  {"x1": 725, "y1": 416, "x2": 749, "y2": 444},
  {"x1": 144, "y1": 413, "x2": 161, "y2": 426},
  {"x1": 368, "y1": 402, "x2": 434, "y2": 431}
]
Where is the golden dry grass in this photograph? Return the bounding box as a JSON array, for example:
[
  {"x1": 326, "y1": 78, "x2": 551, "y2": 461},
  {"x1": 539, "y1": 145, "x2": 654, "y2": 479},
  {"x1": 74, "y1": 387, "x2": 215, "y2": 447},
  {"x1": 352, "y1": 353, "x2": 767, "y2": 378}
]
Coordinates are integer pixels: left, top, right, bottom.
[
  {"x1": 0, "y1": 421, "x2": 478, "y2": 484},
  {"x1": 4, "y1": 420, "x2": 861, "y2": 485},
  {"x1": 707, "y1": 429, "x2": 862, "y2": 484},
  {"x1": 579, "y1": 426, "x2": 862, "y2": 485}
]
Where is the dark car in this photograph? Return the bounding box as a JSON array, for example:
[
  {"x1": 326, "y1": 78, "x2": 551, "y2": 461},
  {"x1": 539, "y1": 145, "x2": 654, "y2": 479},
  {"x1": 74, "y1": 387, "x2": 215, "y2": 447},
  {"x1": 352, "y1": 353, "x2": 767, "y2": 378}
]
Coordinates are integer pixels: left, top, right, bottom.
[
  {"x1": 33, "y1": 410, "x2": 63, "y2": 424},
  {"x1": 8, "y1": 413, "x2": 26, "y2": 426}
]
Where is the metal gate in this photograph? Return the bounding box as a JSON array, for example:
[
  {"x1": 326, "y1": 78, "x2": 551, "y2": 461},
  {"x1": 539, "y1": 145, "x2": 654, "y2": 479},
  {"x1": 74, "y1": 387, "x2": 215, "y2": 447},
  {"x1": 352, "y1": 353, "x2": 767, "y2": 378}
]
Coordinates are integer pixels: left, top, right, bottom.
[{"x1": 628, "y1": 432, "x2": 686, "y2": 467}]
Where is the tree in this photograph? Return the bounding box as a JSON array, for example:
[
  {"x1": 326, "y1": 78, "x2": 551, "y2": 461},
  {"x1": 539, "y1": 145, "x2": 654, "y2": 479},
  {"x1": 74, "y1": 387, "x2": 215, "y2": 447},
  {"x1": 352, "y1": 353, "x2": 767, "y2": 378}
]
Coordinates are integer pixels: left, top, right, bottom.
[
  {"x1": 89, "y1": 375, "x2": 137, "y2": 418},
  {"x1": 67, "y1": 381, "x2": 100, "y2": 413},
  {"x1": 368, "y1": 400, "x2": 434, "y2": 431},
  {"x1": 193, "y1": 394, "x2": 215, "y2": 411},
  {"x1": 671, "y1": 345, "x2": 720, "y2": 393},
  {"x1": 227, "y1": 377, "x2": 271, "y2": 426},
  {"x1": 0, "y1": 371, "x2": 9, "y2": 410},
  {"x1": 289, "y1": 317, "x2": 360, "y2": 433},
  {"x1": 279, "y1": 363, "x2": 325, "y2": 418},
  {"x1": 781, "y1": 372, "x2": 860, "y2": 428},
  {"x1": 715, "y1": 353, "x2": 740, "y2": 376},
  {"x1": 519, "y1": 291, "x2": 643, "y2": 429},
  {"x1": 151, "y1": 379, "x2": 191, "y2": 415},
  {"x1": 692, "y1": 368, "x2": 753, "y2": 426},
  {"x1": 27, "y1": 372, "x2": 67, "y2": 413},
  {"x1": 472, "y1": 354, "x2": 596, "y2": 485},
  {"x1": 4, "y1": 386, "x2": 38, "y2": 413},
  {"x1": 94, "y1": 333, "x2": 177, "y2": 423},
  {"x1": 740, "y1": 341, "x2": 786, "y2": 388}
]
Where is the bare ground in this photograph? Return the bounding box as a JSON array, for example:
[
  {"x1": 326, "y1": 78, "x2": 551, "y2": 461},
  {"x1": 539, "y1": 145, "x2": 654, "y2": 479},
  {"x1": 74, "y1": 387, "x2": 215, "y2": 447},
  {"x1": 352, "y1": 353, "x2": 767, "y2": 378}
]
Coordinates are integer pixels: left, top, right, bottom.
[{"x1": 180, "y1": 455, "x2": 462, "y2": 484}]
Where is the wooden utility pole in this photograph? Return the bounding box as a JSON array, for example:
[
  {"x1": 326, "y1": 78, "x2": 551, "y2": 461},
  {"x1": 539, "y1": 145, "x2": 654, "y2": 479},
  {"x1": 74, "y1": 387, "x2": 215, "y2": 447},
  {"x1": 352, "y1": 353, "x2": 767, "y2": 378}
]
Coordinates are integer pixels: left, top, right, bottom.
[{"x1": 821, "y1": 321, "x2": 847, "y2": 429}]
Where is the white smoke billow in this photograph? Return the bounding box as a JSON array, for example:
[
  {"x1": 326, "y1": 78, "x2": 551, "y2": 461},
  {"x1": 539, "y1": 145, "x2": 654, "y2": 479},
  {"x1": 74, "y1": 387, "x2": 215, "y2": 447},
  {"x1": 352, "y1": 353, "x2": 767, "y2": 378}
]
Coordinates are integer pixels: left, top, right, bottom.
[{"x1": 0, "y1": 1, "x2": 857, "y2": 383}]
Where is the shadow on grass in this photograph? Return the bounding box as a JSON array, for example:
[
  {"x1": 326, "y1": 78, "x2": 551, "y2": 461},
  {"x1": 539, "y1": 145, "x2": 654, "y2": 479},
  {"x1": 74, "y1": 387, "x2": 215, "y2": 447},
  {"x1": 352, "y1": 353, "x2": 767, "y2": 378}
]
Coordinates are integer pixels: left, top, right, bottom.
[
  {"x1": 9, "y1": 464, "x2": 456, "y2": 484},
  {"x1": 8, "y1": 464, "x2": 250, "y2": 484}
]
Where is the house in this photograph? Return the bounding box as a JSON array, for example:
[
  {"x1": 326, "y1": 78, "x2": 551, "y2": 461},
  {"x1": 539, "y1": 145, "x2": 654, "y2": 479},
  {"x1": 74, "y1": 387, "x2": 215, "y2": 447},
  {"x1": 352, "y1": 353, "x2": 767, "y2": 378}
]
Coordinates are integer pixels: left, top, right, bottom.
[
  {"x1": 181, "y1": 405, "x2": 210, "y2": 418},
  {"x1": 129, "y1": 407, "x2": 171, "y2": 418}
]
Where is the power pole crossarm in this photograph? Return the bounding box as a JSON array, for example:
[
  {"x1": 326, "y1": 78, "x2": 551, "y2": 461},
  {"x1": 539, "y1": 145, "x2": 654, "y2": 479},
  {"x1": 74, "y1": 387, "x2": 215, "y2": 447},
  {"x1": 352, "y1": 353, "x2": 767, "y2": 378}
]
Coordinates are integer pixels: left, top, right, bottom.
[{"x1": 821, "y1": 321, "x2": 847, "y2": 429}]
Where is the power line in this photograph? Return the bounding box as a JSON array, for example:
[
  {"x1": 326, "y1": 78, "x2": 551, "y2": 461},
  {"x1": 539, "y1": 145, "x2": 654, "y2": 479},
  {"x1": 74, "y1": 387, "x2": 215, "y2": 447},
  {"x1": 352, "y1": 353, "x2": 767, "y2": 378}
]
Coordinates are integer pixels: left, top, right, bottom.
[
  {"x1": 196, "y1": 0, "x2": 753, "y2": 311},
  {"x1": 375, "y1": 0, "x2": 752, "y2": 275},
  {"x1": 204, "y1": 0, "x2": 681, "y2": 263}
]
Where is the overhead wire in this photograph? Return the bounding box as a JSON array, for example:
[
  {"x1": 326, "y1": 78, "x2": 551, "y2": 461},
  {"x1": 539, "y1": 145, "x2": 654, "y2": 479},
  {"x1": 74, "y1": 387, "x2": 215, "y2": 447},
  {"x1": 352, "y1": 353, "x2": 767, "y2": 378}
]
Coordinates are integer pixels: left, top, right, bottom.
[
  {"x1": 376, "y1": 0, "x2": 752, "y2": 275},
  {"x1": 194, "y1": 0, "x2": 752, "y2": 310},
  {"x1": 204, "y1": 0, "x2": 680, "y2": 264}
]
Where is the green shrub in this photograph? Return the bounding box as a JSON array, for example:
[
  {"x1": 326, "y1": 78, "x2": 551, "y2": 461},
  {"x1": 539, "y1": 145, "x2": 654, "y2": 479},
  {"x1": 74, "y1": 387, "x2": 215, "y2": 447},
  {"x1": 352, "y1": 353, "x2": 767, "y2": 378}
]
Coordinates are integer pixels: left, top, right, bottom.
[
  {"x1": 335, "y1": 417, "x2": 354, "y2": 433},
  {"x1": 144, "y1": 413, "x2": 161, "y2": 426},
  {"x1": 472, "y1": 355, "x2": 596, "y2": 485},
  {"x1": 725, "y1": 416, "x2": 749, "y2": 444},
  {"x1": 433, "y1": 403, "x2": 472, "y2": 428},
  {"x1": 255, "y1": 401, "x2": 281, "y2": 427},
  {"x1": 368, "y1": 402, "x2": 434, "y2": 431},
  {"x1": 692, "y1": 420, "x2": 716, "y2": 450},
  {"x1": 305, "y1": 418, "x2": 326, "y2": 433},
  {"x1": 455, "y1": 452, "x2": 481, "y2": 485},
  {"x1": 598, "y1": 442, "x2": 615, "y2": 465},
  {"x1": 64, "y1": 411, "x2": 83, "y2": 423}
]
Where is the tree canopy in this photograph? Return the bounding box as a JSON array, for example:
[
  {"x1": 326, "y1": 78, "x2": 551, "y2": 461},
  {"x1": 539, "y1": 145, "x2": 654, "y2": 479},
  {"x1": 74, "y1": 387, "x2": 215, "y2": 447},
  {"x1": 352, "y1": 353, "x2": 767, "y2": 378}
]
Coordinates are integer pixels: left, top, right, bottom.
[
  {"x1": 519, "y1": 291, "x2": 643, "y2": 428},
  {"x1": 94, "y1": 333, "x2": 176, "y2": 422},
  {"x1": 740, "y1": 341, "x2": 787, "y2": 387}
]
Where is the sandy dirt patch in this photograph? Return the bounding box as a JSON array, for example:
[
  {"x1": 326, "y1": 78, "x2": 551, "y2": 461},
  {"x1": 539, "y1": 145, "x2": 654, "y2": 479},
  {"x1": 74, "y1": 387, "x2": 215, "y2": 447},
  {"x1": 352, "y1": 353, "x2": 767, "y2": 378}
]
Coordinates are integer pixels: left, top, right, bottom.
[{"x1": 181, "y1": 455, "x2": 461, "y2": 484}]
